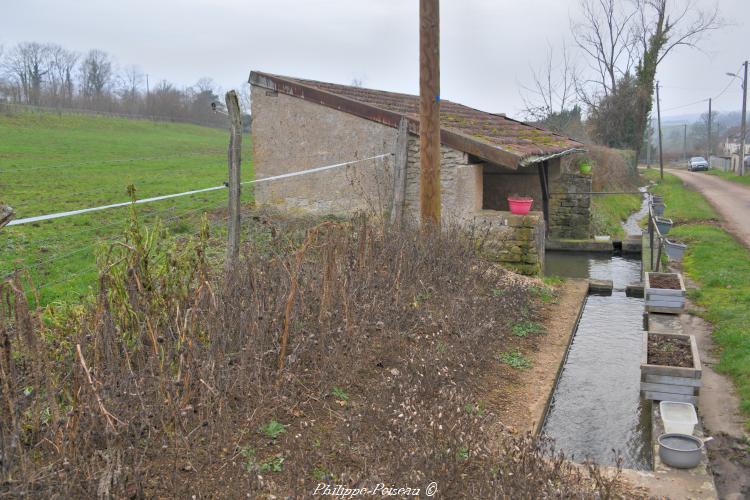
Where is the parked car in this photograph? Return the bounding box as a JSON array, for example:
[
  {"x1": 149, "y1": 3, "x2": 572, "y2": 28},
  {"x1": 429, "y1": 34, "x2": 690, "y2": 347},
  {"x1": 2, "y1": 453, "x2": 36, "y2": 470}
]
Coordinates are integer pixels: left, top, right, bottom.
[{"x1": 688, "y1": 156, "x2": 709, "y2": 171}]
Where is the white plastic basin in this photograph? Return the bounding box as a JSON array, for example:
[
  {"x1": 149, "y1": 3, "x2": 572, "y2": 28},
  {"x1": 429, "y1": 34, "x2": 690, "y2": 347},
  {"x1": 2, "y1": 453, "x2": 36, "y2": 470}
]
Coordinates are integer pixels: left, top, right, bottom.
[{"x1": 660, "y1": 401, "x2": 698, "y2": 435}]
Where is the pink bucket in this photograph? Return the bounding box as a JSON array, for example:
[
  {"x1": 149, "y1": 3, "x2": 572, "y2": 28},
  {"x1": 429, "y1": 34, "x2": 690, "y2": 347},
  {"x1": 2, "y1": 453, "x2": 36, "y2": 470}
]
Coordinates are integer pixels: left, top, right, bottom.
[{"x1": 507, "y1": 197, "x2": 533, "y2": 215}]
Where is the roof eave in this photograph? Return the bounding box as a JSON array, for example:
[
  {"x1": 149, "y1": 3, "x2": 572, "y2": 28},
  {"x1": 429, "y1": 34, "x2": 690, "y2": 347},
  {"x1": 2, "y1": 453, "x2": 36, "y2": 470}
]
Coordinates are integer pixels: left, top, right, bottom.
[
  {"x1": 250, "y1": 71, "x2": 527, "y2": 169},
  {"x1": 518, "y1": 147, "x2": 588, "y2": 167}
]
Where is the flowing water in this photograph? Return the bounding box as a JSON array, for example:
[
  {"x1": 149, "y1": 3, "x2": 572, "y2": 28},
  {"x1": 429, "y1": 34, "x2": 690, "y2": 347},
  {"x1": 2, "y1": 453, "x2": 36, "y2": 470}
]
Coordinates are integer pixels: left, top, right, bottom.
[{"x1": 541, "y1": 252, "x2": 653, "y2": 470}]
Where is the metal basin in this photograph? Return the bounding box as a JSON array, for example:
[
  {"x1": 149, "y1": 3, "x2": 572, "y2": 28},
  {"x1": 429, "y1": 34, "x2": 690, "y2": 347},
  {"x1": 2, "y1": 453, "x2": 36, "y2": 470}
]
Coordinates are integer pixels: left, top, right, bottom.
[
  {"x1": 655, "y1": 217, "x2": 673, "y2": 235},
  {"x1": 658, "y1": 433, "x2": 704, "y2": 469}
]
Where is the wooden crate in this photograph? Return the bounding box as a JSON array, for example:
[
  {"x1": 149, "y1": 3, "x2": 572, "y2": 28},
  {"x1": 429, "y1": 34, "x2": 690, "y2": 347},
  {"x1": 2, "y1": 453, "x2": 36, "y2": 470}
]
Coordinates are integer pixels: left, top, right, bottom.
[
  {"x1": 644, "y1": 272, "x2": 686, "y2": 314},
  {"x1": 640, "y1": 332, "x2": 701, "y2": 405}
]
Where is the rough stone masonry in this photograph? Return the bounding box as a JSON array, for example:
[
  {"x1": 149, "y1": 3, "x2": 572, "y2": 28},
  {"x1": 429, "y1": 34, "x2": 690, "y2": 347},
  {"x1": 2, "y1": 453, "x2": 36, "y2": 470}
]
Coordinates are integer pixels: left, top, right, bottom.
[{"x1": 548, "y1": 173, "x2": 592, "y2": 240}]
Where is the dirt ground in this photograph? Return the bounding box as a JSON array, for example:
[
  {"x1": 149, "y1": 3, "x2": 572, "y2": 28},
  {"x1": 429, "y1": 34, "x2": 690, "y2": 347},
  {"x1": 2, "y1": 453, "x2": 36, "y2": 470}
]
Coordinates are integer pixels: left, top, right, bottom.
[
  {"x1": 681, "y1": 311, "x2": 750, "y2": 499},
  {"x1": 648, "y1": 334, "x2": 693, "y2": 367},
  {"x1": 486, "y1": 278, "x2": 588, "y2": 433}
]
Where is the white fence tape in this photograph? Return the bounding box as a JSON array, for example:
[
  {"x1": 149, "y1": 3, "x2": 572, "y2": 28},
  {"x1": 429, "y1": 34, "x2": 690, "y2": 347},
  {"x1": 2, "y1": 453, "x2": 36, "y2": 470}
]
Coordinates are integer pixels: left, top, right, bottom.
[{"x1": 7, "y1": 153, "x2": 391, "y2": 227}]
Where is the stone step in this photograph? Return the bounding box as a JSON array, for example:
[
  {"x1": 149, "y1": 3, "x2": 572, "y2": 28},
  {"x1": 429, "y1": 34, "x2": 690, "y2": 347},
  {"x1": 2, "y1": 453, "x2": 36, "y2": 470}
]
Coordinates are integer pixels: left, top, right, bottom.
[
  {"x1": 626, "y1": 282, "x2": 645, "y2": 298},
  {"x1": 588, "y1": 279, "x2": 613, "y2": 295}
]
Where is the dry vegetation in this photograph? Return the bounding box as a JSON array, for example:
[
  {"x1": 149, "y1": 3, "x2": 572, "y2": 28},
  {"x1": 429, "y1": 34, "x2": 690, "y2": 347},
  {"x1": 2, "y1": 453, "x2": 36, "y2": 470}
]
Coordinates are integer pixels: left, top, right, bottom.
[{"x1": 1, "y1": 208, "x2": 632, "y2": 498}]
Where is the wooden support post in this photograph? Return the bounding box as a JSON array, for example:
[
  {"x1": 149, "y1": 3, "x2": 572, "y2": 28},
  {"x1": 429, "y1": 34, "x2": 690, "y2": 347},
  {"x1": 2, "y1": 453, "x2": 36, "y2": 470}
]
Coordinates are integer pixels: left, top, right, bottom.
[
  {"x1": 537, "y1": 161, "x2": 550, "y2": 234},
  {"x1": 390, "y1": 117, "x2": 409, "y2": 226},
  {"x1": 225, "y1": 90, "x2": 242, "y2": 266},
  {"x1": 0, "y1": 205, "x2": 14, "y2": 230},
  {"x1": 419, "y1": 0, "x2": 441, "y2": 227}
]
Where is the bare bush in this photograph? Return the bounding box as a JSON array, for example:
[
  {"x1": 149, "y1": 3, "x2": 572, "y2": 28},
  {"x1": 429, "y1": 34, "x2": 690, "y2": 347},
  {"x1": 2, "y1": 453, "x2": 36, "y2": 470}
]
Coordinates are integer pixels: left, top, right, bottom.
[{"x1": 0, "y1": 208, "x2": 632, "y2": 498}]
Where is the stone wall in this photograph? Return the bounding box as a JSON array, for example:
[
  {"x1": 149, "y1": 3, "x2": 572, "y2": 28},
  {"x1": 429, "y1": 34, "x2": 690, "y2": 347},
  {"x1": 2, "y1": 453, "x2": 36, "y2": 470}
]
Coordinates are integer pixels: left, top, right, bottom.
[
  {"x1": 251, "y1": 86, "x2": 395, "y2": 214},
  {"x1": 548, "y1": 173, "x2": 592, "y2": 239},
  {"x1": 473, "y1": 211, "x2": 545, "y2": 275},
  {"x1": 404, "y1": 138, "x2": 483, "y2": 224}
]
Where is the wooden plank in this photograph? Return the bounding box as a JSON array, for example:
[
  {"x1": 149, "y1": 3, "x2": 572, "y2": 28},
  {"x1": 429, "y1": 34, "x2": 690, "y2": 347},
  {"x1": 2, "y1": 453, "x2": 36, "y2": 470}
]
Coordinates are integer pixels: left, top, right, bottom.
[
  {"x1": 645, "y1": 287, "x2": 686, "y2": 298},
  {"x1": 644, "y1": 374, "x2": 702, "y2": 387},
  {"x1": 641, "y1": 363, "x2": 701, "y2": 378},
  {"x1": 642, "y1": 391, "x2": 697, "y2": 405},
  {"x1": 390, "y1": 117, "x2": 409, "y2": 226},
  {"x1": 690, "y1": 334, "x2": 702, "y2": 373},
  {"x1": 646, "y1": 306, "x2": 685, "y2": 314},
  {"x1": 645, "y1": 296, "x2": 686, "y2": 305},
  {"x1": 0, "y1": 205, "x2": 14, "y2": 229},
  {"x1": 225, "y1": 90, "x2": 242, "y2": 266},
  {"x1": 640, "y1": 382, "x2": 698, "y2": 395}
]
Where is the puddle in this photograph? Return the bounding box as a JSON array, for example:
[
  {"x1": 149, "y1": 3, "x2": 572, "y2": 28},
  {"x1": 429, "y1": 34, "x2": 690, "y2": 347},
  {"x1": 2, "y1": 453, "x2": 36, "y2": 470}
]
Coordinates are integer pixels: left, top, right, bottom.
[{"x1": 542, "y1": 252, "x2": 652, "y2": 470}]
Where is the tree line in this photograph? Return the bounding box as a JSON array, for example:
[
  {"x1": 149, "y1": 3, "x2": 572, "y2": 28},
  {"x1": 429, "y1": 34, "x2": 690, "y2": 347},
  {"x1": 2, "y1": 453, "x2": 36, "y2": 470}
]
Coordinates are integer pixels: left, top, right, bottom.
[
  {"x1": 522, "y1": 0, "x2": 723, "y2": 158},
  {"x1": 0, "y1": 42, "x2": 247, "y2": 127}
]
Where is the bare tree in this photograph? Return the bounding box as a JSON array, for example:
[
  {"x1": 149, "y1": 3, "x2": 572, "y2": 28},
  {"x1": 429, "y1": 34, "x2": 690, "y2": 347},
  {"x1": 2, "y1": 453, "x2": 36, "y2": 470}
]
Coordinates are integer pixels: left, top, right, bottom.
[
  {"x1": 47, "y1": 45, "x2": 78, "y2": 105},
  {"x1": 521, "y1": 42, "x2": 577, "y2": 123},
  {"x1": 79, "y1": 49, "x2": 114, "y2": 101},
  {"x1": 574, "y1": 0, "x2": 722, "y2": 152},
  {"x1": 572, "y1": 0, "x2": 638, "y2": 104},
  {"x1": 119, "y1": 65, "x2": 143, "y2": 111},
  {"x1": 1, "y1": 42, "x2": 51, "y2": 105}
]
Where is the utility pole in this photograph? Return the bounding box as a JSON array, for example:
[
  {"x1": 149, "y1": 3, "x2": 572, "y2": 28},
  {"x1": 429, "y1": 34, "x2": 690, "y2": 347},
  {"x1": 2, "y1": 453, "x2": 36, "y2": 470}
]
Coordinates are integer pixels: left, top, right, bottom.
[
  {"x1": 707, "y1": 98, "x2": 712, "y2": 164},
  {"x1": 646, "y1": 116, "x2": 652, "y2": 167},
  {"x1": 225, "y1": 90, "x2": 242, "y2": 266},
  {"x1": 656, "y1": 81, "x2": 664, "y2": 180},
  {"x1": 683, "y1": 123, "x2": 688, "y2": 162},
  {"x1": 740, "y1": 60, "x2": 748, "y2": 176},
  {"x1": 419, "y1": 0, "x2": 441, "y2": 226}
]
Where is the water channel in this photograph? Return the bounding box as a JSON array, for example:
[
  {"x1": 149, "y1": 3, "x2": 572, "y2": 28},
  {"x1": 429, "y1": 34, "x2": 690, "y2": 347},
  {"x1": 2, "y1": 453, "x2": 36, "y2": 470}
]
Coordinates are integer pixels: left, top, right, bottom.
[{"x1": 541, "y1": 190, "x2": 653, "y2": 470}]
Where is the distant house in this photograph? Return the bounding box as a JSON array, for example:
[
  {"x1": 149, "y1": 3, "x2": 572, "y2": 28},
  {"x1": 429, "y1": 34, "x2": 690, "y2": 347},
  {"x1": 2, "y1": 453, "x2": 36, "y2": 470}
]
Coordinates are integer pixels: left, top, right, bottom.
[
  {"x1": 722, "y1": 127, "x2": 750, "y2": 172},
  {"x1": 248, "y1": 71, "x2": 588, "y2": 241}
]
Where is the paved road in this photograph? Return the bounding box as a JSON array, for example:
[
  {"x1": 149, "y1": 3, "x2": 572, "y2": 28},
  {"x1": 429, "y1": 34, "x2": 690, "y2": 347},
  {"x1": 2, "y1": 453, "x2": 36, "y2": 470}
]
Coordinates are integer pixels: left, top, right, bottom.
[{"x1": 669, "y1": 169, "x2": 750, "y2": 249}]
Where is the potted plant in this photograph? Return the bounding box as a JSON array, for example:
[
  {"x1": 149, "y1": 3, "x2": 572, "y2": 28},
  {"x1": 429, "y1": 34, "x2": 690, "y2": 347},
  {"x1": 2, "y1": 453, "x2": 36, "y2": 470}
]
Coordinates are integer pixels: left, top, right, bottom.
[
  {"x1": 645, "y1": 272, "x2": 686, "y2": 314},
  {"x1": 507, "y1": 194, "x2": 533, "y2": 215},
  {"x1": 640, "y1": 332, "x2": 701, "y2": 404},
  {"x1": 655, "y1": 216, "x2": 673, "y2": 234},
  {"x1": 664, "y1": 239, "x2": 688, "y2": 261}
]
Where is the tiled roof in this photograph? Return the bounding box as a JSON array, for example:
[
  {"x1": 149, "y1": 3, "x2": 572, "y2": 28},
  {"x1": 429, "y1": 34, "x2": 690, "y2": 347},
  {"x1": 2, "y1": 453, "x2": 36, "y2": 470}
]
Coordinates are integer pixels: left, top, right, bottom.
[{"x1": 250, "y1": 71, "x2": 584, "y2": 169}]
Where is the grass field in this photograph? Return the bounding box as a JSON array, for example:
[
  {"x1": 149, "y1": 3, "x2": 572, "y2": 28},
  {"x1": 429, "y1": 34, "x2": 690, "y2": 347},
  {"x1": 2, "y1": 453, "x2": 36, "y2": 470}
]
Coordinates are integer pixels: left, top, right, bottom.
[
  {"x1": 645, "y1": 170, "x2": 750, "y2": 428},
  {"x1": 590, "y1": 193, "x2": 642, "y2": 238},
  {"x1": 707, "y1": 168, "x2": 750, "y2": 186},
  {"x1": 642, "y1": 169, "x2": 717, "y2": 222},
  {"x1": 0, "y1": 109, "x2": 253, "y2": 304}
]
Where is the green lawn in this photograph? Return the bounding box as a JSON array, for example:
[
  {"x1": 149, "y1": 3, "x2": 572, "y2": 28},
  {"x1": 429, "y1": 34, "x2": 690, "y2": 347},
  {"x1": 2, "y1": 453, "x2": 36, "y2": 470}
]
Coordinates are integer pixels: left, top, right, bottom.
[
  {"x1": 646, "y1": 170, "x2": 750, "y2": 428},
  {"x1": 0, "y1": 109, "x2": 253, "y2": 304},
  {"x1": 590, "y1": 193, "x2": 643, "y2": 238},
  {"x1": 707, "y1": 168, "x2": 750, "y2": 187},
  {"x1": 641, "y1": 169, "x2": 717, "y2": 222}
]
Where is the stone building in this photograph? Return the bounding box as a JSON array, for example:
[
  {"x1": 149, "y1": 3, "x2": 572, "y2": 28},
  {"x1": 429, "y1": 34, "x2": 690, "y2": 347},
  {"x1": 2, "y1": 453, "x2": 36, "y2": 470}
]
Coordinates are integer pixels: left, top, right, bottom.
[{"x1": 249, "y1": 71, "x2": 589, "y2": 273}]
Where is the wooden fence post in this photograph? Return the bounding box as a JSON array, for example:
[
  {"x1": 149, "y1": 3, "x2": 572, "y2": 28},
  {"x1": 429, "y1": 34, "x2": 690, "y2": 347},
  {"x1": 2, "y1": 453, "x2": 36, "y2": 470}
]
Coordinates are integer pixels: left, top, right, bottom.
[
  {"x1": 390, "y1": 118, "x2": 409, "y2": 226},
  {"x1": 225, "y1": 91, "x2": 242, "y2": 266},
  {"x1": 0, "y1": 205, "x2": 14, "y2": 230}
]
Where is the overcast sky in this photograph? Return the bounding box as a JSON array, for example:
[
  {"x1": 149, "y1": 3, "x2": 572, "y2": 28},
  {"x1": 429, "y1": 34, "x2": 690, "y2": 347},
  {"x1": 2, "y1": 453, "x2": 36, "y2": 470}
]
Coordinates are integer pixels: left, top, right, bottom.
[{"x1": 2, "y1": 0, "x2": 747, "y2": 119}]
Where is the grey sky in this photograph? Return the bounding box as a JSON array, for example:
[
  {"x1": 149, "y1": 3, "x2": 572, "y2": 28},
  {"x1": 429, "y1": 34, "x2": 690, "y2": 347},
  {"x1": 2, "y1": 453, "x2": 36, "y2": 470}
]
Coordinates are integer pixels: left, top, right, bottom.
[{"x1": 2, "y1": 0, "x2": 748, "y2": 118}]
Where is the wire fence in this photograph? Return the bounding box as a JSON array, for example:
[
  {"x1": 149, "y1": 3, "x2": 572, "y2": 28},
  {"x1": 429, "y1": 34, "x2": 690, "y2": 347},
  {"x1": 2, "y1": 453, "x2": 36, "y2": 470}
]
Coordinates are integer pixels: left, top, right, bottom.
[{"x1": 2, "y1": 151, "x2": 392, "y2": 302}]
